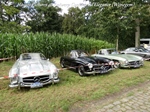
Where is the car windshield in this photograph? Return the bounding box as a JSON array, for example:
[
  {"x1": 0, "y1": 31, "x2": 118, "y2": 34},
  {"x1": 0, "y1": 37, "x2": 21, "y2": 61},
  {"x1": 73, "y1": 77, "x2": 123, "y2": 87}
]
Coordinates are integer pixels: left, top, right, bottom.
[
  {"x1": 22, "y1": 54, "x2": 31, "y2": 60},
  {"x1": 126, "y1": 48, "x2": 136, "y2": 51},
  {"x1": 80, "y1": 52, "x2": 88, "y2": 57},
  {"x1": 107, "y1": 49, "x2": 118, "y2": 54},
  {"x1": 138, "y1": 47, "x2": 149, "y2": 52},
  {"x1": 21, "y1": 53, "x2": 47, "y2": 60},
  {"x1": 101, "y1": 49, "x2": 118, "y2": 55},
  {"x1": 69, "y1": 50, "x2": 88, "y2": 58},
  {"x1": 40, "y1": 54, "x2": 47, "y2": 60},
  {"x1": 70, "y1": 51, "x2": 78, "y2": 58}
]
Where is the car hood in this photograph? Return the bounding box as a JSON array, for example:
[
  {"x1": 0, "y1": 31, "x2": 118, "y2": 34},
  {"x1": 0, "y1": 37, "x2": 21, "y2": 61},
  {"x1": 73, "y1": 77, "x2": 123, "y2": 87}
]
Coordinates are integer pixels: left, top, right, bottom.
[
  {"x1": 92, "y1": 54, "x2": 126, "y2": 62},
  {"x1": 77, "y1": 56, "x2": 97, "y2": 64},
  {"x1": 9, "y1": 60, "x2": 57, "y2": 78},
  {"x1": 78, "y1": 56, "x2": 110, "y2": 64},
  {"x1": 112, "y1": 54, "x2": 142, "y2": 61}
]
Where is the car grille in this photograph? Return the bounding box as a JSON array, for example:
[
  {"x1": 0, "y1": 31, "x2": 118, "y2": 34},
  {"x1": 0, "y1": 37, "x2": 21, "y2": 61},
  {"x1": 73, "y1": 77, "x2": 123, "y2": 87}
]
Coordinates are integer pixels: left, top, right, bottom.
[
  {"x1": 22, "y1": 75, "x2": 50, "y2": 85},
  {"x1": 93, "y1": 65, "x2": 110, "y2": 71},
  {"x1": 128, "y1": 61, "x2": 140, "y2": 65}
]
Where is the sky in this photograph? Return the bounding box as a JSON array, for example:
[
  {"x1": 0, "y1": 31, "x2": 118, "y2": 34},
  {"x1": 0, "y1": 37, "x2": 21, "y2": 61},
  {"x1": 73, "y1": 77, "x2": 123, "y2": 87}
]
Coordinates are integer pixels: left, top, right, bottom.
[
  {"x1": 25, "y1": 0, "x2": 89, "y2": 14},
  {"x1": 54, "y1": 0, "x2": 89, "y2": 14}
]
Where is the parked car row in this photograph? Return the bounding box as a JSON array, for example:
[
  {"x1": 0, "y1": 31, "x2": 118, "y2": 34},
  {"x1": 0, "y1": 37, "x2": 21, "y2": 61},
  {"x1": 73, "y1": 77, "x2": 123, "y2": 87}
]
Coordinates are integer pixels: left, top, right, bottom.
[{"x1": 8, "y1": 48, "x2": 146, "y2": 89}]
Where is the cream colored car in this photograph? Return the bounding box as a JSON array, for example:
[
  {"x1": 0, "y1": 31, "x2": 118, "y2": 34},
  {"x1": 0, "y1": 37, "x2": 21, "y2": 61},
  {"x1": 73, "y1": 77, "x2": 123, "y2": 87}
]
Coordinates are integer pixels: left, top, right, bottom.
[{"x1": 92, "y1": 48, "x2": 144, "y2": 68}]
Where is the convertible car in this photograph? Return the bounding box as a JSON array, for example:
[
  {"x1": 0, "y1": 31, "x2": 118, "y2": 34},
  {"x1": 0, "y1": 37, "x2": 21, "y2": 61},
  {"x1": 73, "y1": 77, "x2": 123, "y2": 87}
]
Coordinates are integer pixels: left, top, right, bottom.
[
  {"x1": 138, "y1": 46, "x2": 150, "y2": 53},
  {"x1": 121, "y1": 47, "x2": 150, "y2": 60},
  {"x1": 9, "y1": 53, "x2": 59, "y2": 88},
  {"x1": 60, "y1": 50, "x2": 115, "y2": 76},
  {"x1": 92, "y1": 48, "x2": 144, "y2": 68}
]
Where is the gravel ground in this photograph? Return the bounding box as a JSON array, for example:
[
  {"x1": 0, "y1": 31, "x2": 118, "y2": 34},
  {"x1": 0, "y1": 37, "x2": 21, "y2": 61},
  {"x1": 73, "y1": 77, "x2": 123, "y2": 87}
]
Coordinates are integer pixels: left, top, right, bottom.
[{"x1": 69, "y1": 80, "x2": 150, "y2": 112}]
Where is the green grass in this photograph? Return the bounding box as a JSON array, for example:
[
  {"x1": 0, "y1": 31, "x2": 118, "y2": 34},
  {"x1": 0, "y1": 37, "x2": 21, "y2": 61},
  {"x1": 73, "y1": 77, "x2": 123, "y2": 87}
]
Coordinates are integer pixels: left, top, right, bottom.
[
  {"x1": 0, "y1": 59, "x2": 150, "y2": 112},
  {"x1": 127, "y1": 92, "x2": 135, "y2": 97}
]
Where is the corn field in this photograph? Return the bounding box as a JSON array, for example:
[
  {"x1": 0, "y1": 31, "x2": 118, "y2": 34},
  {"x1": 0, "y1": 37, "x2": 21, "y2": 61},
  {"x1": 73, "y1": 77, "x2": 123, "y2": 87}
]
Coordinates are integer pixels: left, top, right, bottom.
[{"x1": 0, "y1": 33, "x2": 114, "y2": 58}]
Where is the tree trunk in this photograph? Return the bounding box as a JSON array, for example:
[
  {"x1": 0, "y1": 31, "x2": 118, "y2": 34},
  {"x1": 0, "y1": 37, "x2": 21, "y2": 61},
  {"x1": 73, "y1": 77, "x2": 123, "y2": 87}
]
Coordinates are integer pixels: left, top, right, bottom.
[
  {"x1": 135, "y1": 18, "x2": 140, "y2": 47},
  {"x1": 116, "y1": 27, "x2": 119, "y2": 51},
  {"x1": 116, "y1": 36, "x2": 118, "y2": 51}
]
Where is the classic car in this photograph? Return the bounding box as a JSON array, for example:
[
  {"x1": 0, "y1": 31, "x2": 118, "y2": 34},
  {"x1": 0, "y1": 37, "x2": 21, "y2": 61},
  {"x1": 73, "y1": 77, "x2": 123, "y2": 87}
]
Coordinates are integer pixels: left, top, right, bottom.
[
  {"x1": 121, "y1": 47, "x2": 150, "y2": 60},
  {"x1": 138, "y1": 46, "x2": 150, "y2": 53},
  {"x1": 92, "y1": 48, "x2": 144, "y2": 68},
  {"x1": 9, "y1": 53, "x2": 59, "y2": 88},
  {"x1": 60, "y1": 50, "x2": 115, "y2": 76}
]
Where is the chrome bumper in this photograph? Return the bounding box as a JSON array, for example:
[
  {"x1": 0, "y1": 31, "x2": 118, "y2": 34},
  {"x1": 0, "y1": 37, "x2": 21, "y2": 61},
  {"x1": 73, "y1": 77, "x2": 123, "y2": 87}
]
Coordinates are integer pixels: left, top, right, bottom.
[
  {"x1": 121, "y1": 63, "x2": 143, "y2": 68},
  {"x1": 84, "y1": 68, "x2": 113, "y2": 75},
  {"x1": 9, "y1": 78, "x2": 60, "y2": 88}
]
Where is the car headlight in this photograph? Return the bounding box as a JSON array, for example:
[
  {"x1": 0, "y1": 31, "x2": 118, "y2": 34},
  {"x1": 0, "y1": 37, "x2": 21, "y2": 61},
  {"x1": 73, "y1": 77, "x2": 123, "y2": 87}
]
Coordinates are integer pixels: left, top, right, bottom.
[
  {"x1": 109, "y1": 61, "x2": 114, "y2": 65},
  {"x1": 52, "y1": 71, "x2": 58, "y2": 79},
  {"x1": 87, "y1": 63, "x2": 93, "y2": 69},
  {"x1": 141, "y1": 58, "x2": 144, "y2": 62},
  {"x1": 123, "y1": 60, "x2": 128, "y2": 64},
  {"x1": 10, "y1": 74, "x2": 18, "y2": 84}
]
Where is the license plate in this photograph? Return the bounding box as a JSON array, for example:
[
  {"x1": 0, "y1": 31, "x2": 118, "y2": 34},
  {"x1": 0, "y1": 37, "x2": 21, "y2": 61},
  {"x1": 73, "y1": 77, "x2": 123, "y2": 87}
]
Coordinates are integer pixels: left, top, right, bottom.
[
  {"x1": 31, "y1": 82, "x2": 43, "y2": 88},
  {"x1": 134, "y1": 65, "x2": 140, "y2": 68},
  {"x1": 101, "y1": 70, "x2": 108, "y2": 73}
]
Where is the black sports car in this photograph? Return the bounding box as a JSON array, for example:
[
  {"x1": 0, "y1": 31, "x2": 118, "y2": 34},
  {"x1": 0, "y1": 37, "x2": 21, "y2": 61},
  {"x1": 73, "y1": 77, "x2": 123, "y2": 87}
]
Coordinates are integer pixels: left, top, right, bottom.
[{"x1": 60, "y1": 50, "x2": 115, "y2": 76}]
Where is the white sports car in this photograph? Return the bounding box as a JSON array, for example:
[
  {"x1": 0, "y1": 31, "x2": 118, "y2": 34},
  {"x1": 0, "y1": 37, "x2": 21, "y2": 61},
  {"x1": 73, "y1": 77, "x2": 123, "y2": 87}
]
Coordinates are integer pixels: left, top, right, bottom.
[{"x1": 9, "y1": 53, "x2": 59, "y2": 88}]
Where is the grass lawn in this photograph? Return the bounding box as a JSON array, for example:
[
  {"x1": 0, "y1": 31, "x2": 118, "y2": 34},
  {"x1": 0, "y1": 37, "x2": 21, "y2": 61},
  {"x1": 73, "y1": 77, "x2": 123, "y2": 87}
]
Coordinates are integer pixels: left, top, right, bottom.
[{"x1": 0, "y1": 58, "x2": 150, "y2": 112}]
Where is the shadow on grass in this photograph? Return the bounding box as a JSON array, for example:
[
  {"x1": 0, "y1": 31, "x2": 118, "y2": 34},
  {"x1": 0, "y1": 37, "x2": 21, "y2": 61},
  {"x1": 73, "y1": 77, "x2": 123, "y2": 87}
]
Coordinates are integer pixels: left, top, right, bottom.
[{"x1": 63, "y1": 68, "x2": 116, "y2": 77}]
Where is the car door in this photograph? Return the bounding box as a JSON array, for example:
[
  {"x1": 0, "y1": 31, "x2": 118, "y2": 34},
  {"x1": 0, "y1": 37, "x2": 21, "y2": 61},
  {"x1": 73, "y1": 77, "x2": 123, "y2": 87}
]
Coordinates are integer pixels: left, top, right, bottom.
[
  {"x1": 62, "y1": 56, "x2": 72, "y2": 67},
  {"x1": 131, "y1": 50, "x2": 146, "y2": 57},
  {"x1": 68, "y1": 51, "x2": 79, "y2": 67},
  {"x1": 125, "y1": 48, "x2": 143, "y2": 57}
]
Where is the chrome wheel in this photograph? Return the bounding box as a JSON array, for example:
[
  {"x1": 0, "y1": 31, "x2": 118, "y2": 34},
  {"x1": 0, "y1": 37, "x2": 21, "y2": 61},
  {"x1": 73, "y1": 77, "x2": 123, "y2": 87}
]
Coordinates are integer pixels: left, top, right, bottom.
[{"x1": 78, "y1": 65, "x2": 85, "y2": 76}]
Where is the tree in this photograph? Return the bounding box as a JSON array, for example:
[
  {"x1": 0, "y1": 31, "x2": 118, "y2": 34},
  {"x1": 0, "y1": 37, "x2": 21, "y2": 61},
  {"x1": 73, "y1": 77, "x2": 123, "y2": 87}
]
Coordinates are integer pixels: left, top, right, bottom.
[
  {"x1": 62, "y1": 7, "x2": 85, "y2": 35},
  {"x1": 133, "y1": 1, "x2": 150, "y2": 47},
  {"x1": 83, "y1": 0, "x2": 150, "y2": 49},
  {"x1": 26, "y1": 0, "x2": 63, "y2": 33},
  {"x1": 0, "y1": 0, "x2": 30, "y2": 33}
]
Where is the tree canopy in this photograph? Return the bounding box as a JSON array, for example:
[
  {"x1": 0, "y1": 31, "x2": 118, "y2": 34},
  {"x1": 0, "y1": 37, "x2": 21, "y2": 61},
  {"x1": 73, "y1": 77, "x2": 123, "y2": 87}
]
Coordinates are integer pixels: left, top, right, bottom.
[
  {"x1": 62, "y1": 0, "x2": 150, "y2": 49},
  {"x1": 0, "y1": 0, "x2": 150, "y2": 49},
  {"x1": 0, "y1": 0, "x2": 30, "y2": 33},
  {"x1": 26, "y1": 0, "x2": 63, "y2": 33}
]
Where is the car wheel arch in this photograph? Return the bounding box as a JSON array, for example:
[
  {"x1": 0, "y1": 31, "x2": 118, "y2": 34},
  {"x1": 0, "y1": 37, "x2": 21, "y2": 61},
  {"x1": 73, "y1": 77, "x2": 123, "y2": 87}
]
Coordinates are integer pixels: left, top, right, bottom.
[{"x1": 60, "y1": 59, "x2": 66, "y2": 68}]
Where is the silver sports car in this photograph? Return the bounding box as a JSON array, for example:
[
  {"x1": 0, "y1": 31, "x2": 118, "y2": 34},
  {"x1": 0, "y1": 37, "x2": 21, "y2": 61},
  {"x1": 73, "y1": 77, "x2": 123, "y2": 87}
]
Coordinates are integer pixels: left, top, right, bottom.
[
  {"x1": 121, "y1": 47, "x2": 150, "y2": 60},
  {"x1": 9, "y1": 53, "x2": 59, "y2": 88}
]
